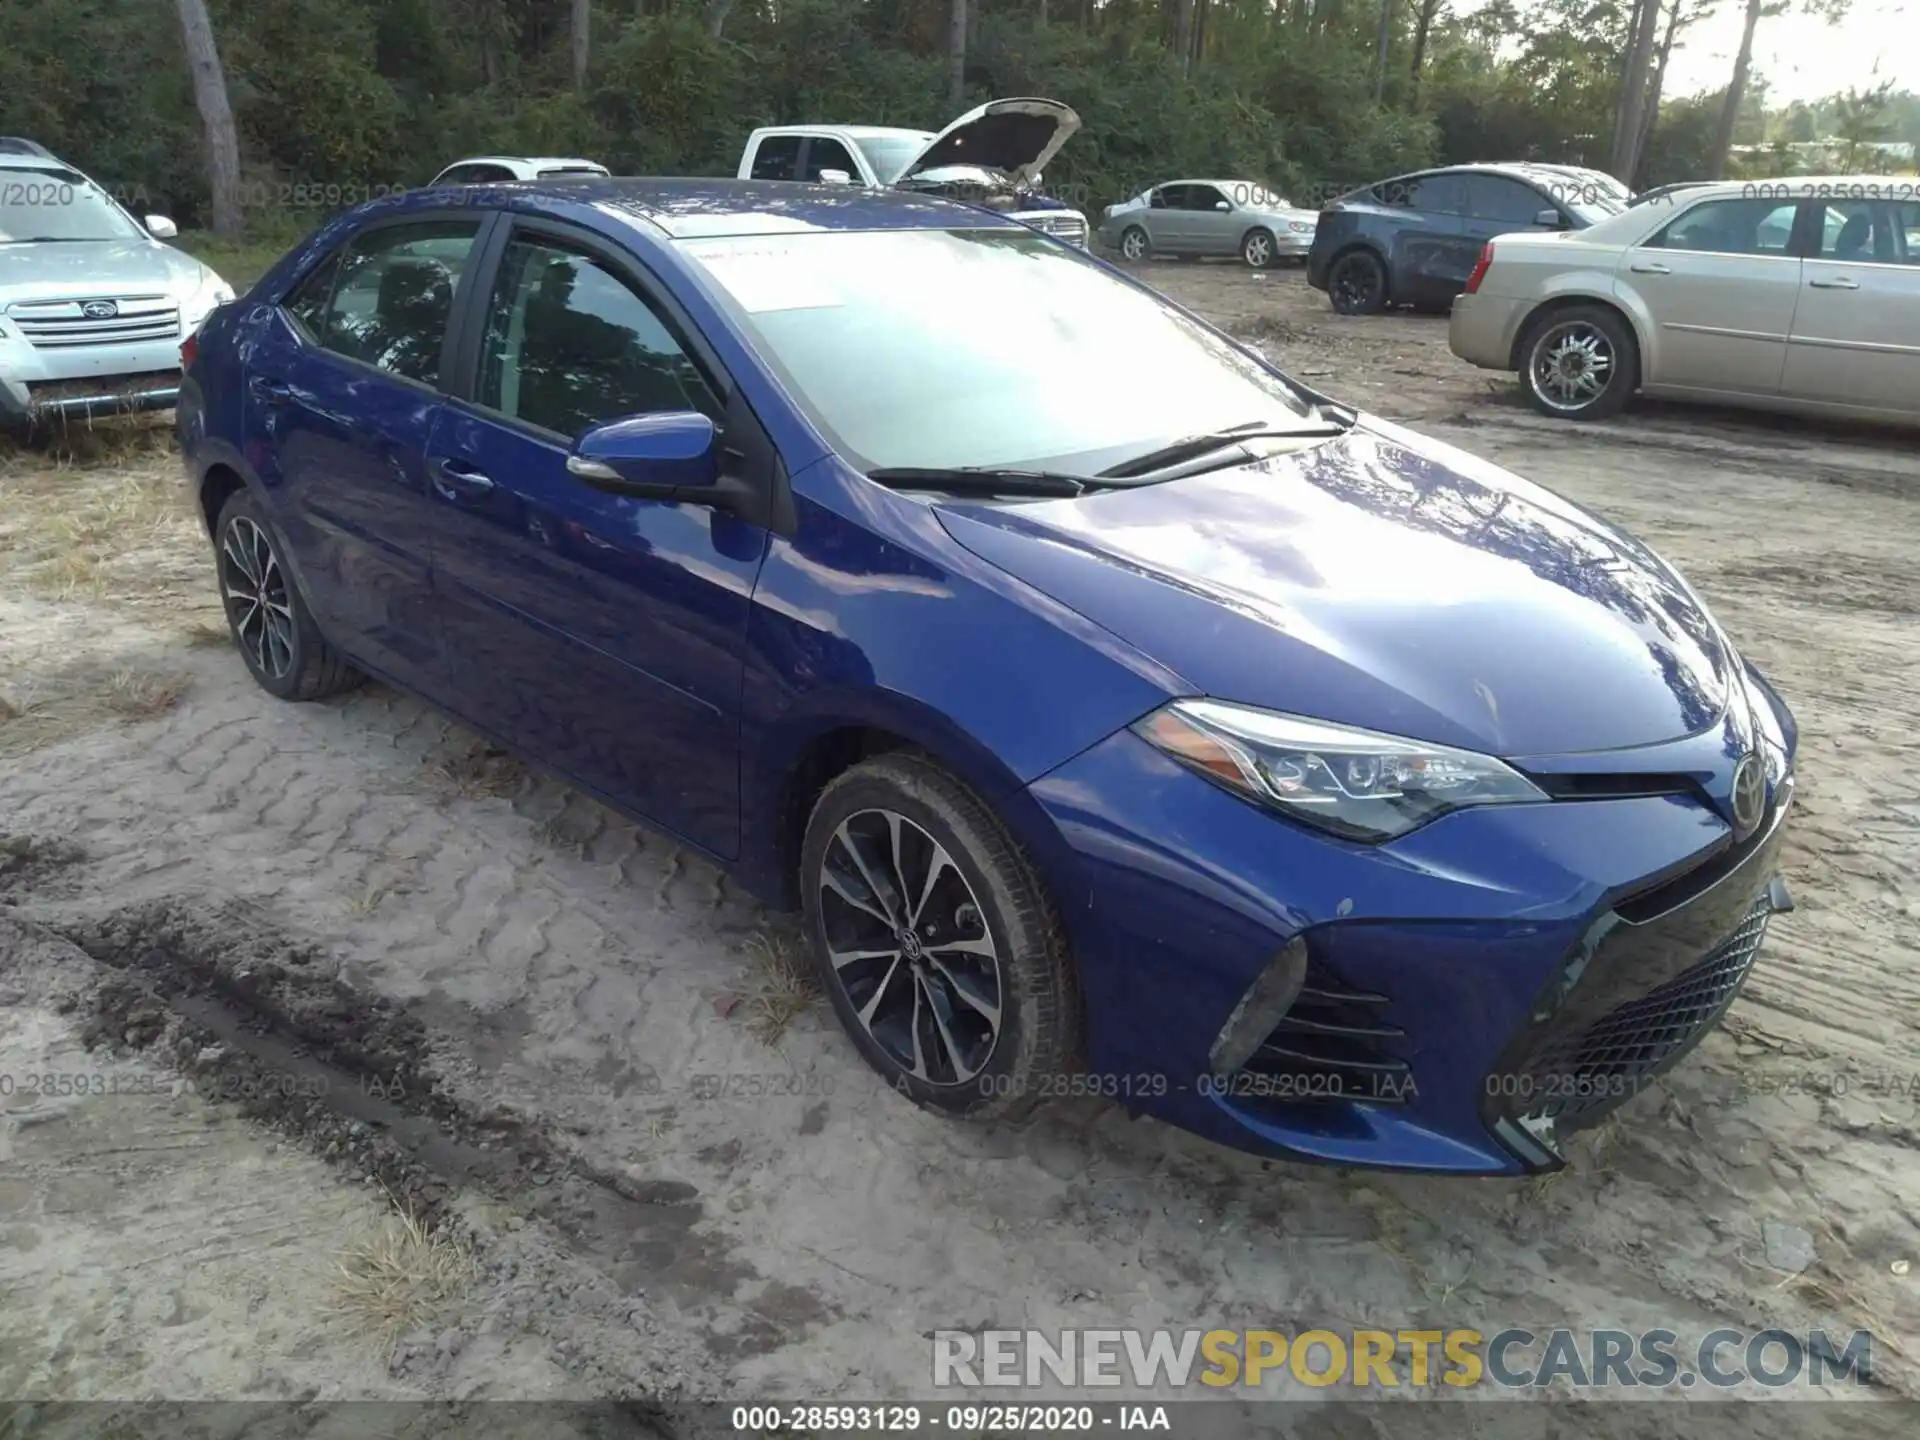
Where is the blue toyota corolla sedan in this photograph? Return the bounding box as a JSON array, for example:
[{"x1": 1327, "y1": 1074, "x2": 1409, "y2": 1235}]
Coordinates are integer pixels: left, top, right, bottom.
[{"x1": 176, "y1": 178, "x2": 1797, "y2": 1175}]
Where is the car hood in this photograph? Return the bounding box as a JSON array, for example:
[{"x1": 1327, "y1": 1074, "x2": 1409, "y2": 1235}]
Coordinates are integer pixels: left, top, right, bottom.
[
  {"x1": 933, "y1": 419, "x2": 1736, "y2": 759},
  {"x1": 0, "y1": 238, "x2": 216, "y2": 303},
  {"x1": 899, "y1": 98, "x2": 1080, "y2": 189}
]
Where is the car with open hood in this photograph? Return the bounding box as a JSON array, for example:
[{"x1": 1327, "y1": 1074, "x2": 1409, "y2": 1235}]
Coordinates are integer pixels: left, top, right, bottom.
[
  {"x1": 1097, "y1": 180, "x2": 1318, "y2": 268},
  {"x1": 736, "y1": 97, "x2": 1089, "y2": 248},
  {"x1": 1, "y1": 145, "x2": 233, "y2": 429},
  {"x1": 176, "y1": 177, "x2": 1797, "y2": 1177}
]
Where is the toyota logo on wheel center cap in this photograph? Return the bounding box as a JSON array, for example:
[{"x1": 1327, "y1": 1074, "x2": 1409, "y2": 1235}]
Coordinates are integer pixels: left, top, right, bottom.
[{"x1": 1730, "y1": 752, "x2": 1766, "y2": 836}]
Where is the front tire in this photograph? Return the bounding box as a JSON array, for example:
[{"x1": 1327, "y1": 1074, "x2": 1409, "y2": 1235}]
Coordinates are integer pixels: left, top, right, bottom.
[
  {"x1": 1241, "y1": 228, "x2": 1277, "y2": 269},
  {"x1": 1328, "y1": 249, "x2": 1388, "y2": 315},
  {"x1": 1518, "y1": 305, "x2": 1638, "y2": 420},
  {"x1": 1118, "y1": 226, "x2": 1150, "y2": 263},
  {"x1": 801, "y1": 752, "x2": 1078, "y2": 1121},
  {"x1": 213, "y1": 489, "x2": 363, "y2": 701}
]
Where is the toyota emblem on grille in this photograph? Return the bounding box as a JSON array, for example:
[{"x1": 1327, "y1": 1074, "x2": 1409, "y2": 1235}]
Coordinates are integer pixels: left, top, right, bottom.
[
  {"x1": 81, "y1": 300, "x2": 120, "y2": 320},
  {"x1": 1730, "y1": 753, "x2": 1766, "y2": 835}
]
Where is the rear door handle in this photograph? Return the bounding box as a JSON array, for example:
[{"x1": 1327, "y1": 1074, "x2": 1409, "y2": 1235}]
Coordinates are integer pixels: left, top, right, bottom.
[
  {"x1": 429, "y1": 457, "x2": 497, "y2": 502},
  {"x1": 1629, "y1": 262, "x2": 1671, "y2": 275},
  {"x1": 1809, "y1": 276, "x2": 1860, "y2": 290},
  {"x1": 248, "y1": 374, "x2": 292, "y2": 403}
]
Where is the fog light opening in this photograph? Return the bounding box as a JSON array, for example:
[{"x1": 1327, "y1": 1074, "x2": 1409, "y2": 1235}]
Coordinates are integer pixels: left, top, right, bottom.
[{"x1": 1208, "y1": 937, "x2": 1309, "y2": 1076}]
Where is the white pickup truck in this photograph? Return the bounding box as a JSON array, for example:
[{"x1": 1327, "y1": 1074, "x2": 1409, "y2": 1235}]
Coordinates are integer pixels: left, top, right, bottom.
[{"x1": 735, "y1": 98, "x2": 1090, "y2": 249}]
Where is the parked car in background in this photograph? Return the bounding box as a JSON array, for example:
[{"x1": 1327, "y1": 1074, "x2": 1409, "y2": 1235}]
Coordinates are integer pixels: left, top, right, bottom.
[
  {"x1": 1097, "y1": 180, "x2": 1317, "y2": 268},
  {"x1": 428, "y1": 156, "x2": 611, "y2": 186},
  {"x1": 1449, "y1": 177, "x2": 1920, "y2": 424},
  {"x1": 177, "y1": 175, "x2": 1796, "y2": 1176},
  {"x1": 1628, "y1": 180, "x2": 1713, "y2": 209},
  {"x1": 1, "y1": 144, "x2": 232, "y2": 429},
  {"x1": 1531, "y1": 164, "x2": 1631, "y2": 210},
  {"x1": 737, "y1": 98, "x2": 1090, "y2": 248},
  {"x1": 1307, "y1": 163, "x2": 1628, "y2": 315}
]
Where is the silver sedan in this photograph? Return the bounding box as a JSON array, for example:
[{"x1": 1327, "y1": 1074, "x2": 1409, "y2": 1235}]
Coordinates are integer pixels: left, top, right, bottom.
[
  {"x1": 1097, "y1": 180, "x2": 1318, "y2": 268},
  {"x1": 1449, "y1": 175, "x2": 1920, "y2": 425}
]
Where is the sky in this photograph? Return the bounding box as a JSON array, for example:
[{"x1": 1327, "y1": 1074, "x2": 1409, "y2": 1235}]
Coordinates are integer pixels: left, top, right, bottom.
[{"x1": 1455, "y1": 0, "x2": 1917, "y2": 106}]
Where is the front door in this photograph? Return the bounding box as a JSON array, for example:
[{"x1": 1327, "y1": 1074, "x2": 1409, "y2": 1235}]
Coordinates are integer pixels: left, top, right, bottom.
[
  {"x1": 1617, "y1": 195, "x2": 1804, "y2": 397},
  {"x1": 1182, "y1": 183, "x2": 1237, "y2": 256},
  {"x1": 426, "y1": 222, "x2": 771, "y2": 858},
  {"x1": 1782, "y1": 198, "x2": 1920, "y2": 417},
  {"x1": 242, "y1": 215, "x2": 486, "y2": 689}
]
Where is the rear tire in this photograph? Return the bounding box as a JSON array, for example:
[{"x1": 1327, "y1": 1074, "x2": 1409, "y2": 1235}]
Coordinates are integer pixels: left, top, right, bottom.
[
  {"x1": 1517, "y1": 305, "x2": 1638, "y2": 421},
  {"x1": 213, "y1": 488, "x2": 363, "y2": 702},
  {"x1": 1328, "y1": 249, "x2": 1389, "y2": 315},
  {"x1": 800, "y1": 752, "x2": 1078, "y2": 1122}
]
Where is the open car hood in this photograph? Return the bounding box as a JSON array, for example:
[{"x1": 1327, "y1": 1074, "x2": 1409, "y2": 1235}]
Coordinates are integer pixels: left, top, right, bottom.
[{"x1": 898, "y1": 98, "x2": 1080, "y2": 189}]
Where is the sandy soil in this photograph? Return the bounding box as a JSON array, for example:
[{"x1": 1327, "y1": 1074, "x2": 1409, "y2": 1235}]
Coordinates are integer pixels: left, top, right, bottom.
[{"x1": 1, "y1": 263, "x2": 1916, "y2": 1425}]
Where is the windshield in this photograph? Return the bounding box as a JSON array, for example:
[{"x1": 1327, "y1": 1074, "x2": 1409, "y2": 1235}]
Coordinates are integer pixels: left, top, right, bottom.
[
  {"x1": 0, "y1": 165, "x2": 144, "y2": 243},
  {"x1": 680, "y1": 228, "x2": 1319, "y2": 474},
  {"x1": 852, "y1": 134, "x2": 934, "y2": 184}
]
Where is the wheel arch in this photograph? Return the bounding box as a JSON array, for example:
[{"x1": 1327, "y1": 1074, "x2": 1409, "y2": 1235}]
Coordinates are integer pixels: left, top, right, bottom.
[
  {"x1": 1328, "y1": 241, "x2": 1392, "y2": 300},
  {"x1": 1508, "y1": 292, "x2": 1646, "y2": 374}
]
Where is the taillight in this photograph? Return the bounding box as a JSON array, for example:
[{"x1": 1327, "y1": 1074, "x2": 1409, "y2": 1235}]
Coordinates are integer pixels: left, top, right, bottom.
[
  {"x1": 1464, "y1": 243, "x2": 1494, "y2": 295},
  {"x1": 179, "y1": 331, "x2": 199, "y2": 372}
]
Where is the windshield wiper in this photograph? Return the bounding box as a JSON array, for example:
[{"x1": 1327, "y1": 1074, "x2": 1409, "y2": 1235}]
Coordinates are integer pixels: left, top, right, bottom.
[
  {"x1": 1097, "y1": 419, "x2": 1350, "y2": 480},
  {"x1": 866, "y1": 466, "x2": 1101, "y2": 498}
]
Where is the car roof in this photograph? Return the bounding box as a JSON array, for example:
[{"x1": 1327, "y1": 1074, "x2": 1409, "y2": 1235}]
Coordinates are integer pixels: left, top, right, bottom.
[
  {"x1": 753, "y1": 125, "x2": 935, "y2": 140},
  {"x1": 0, "y1": 151, "x2": 73, "y2": 172},
  {"x1": 394, "y1": 176, "x2": 1029, "y2": 239},
  {"x1": 442, "y1": 155, "x2": 606, "y2": 170}
]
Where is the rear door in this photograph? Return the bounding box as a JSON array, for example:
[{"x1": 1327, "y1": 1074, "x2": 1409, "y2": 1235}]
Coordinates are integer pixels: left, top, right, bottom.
[
  {"x1": 1141, "y1": 185, "x2": 1180, "y2": 250},
  {"x1": 1617, "y1": 195, "x2": 1803, "y2": 397},
  {"x1": 1377, "y1": 171, "x2": 1470, "y2": 304},
  {"x1": 242, "y1": 213, "x2": 489, "y2": 692},
  {"x1": 1781, "y1": 197, "x2": 1920, "y2": 417}
]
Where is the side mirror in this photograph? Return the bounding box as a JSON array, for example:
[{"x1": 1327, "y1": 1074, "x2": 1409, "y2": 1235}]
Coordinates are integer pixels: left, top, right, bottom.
[
  {"x1": 1215, "y1": 200, "x2": 1231, "y2": 211},
  {"x1": 817, "y1": 168, "x2": 853, "y2": 185},
  {"x1": 1534, "y1": 208, "x2": 1566, "y2": 229},
  {"x1": 567, "y1": 412, "x2": 721, "y2": 500},
  {"x1": 145, "y1": 214, "x2": 179, "y2": 239}
]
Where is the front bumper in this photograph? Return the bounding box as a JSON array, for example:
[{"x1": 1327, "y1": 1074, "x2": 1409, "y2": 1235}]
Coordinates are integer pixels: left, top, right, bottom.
[
  {"x1": 1448, "y1": 291, "x2": 1529, "y2": 371},
  {"x1": 1028, "y1": 715, "x2": 1795, "y2": 1175},
  {"x1": 0, "y1": 328, "x2": 186, "y2": 427}
]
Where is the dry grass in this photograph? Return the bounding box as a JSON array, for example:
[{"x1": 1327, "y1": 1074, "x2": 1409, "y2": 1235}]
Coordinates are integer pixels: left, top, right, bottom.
[
  {"x1": 428, "y1": 740, "x2": 531, "y2": 802},
  {"x1": 727, "y1": 927, "x2": 821, "y2": 1045},
  {"x1": 0, "y1": 659, "x2": 192, "y2": 757},
  {"x1": 332, "y1": 1199, "x2": 477, "y2": 1345}
]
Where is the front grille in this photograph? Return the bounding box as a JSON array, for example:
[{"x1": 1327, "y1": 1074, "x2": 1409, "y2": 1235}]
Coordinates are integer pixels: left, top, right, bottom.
[
  {"x1": 8, "y1": 295, "x2": 181, "y2": 349},
  {"x1": 1018, "y1": 211, "x2": 1089, "y2": 247},
  {"x1": 1231, "y1": 962, "x2": 1414, "y2": 1109},
  {"x1": 1513, "y1": 893, "x2": 1771, "y2": 1128}
]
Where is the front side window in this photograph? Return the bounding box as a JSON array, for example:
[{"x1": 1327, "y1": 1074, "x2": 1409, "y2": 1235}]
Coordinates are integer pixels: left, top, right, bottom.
[
  {"x1": 679, "y1": 228, "x2": 1318, "y2": 474},
  {"x1": 803, "y1": 137, "x2": 859, "y2": 181},
  {"x1": 1650, "y1": 198, "x2": 1799, "y2": 256},
  {"x1": 477, "y1": 236, "x2": 721, "y2": 438},
  {"x1": 1185, "y1": 184, "x2": 1230, "y2": 212},
  {"x1": 750, "y1": 137, "x2": 802, "y2": 181},
  {"x1": 309, "y1": 220, "x2": 480, "y2": 385},
  {"x1": 1468, "y1": 176, "x2": 1553, "y2": 226},
  {"x1": 853, "y1": 134, "x2": 930, "y2": 184},
  {"x1": 0, "y1": 164, "x2": 144, "y2": 243}
]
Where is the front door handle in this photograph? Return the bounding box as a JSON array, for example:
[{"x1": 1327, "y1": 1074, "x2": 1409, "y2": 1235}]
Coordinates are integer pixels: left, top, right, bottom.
[
  {"x1": 1808, "y1": 276, "x2": 1860, "y2": 290},
  {"x1": 429, "y1": 457, "x2": 497, "y2": 502},
  {"x1": 1629, "y1": 261, "x2": 1671, "y2": 275}
]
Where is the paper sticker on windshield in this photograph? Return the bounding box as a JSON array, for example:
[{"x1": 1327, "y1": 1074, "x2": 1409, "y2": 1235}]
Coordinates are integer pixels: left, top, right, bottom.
[{"x1": 686, "y1": 246, "x2": 844, "y2": 313}]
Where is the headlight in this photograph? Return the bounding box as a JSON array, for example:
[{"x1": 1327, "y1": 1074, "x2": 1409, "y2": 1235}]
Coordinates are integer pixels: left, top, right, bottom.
[
  {"x1": 1133, "y1": 699, "x2": 1547, "y2": 842},
  {"x1": 181, "y1": 272, "x2": 235, "y2": 331},
  {"x1": 1288, "y1": 220, "x2": 1310, "y2": 233}
]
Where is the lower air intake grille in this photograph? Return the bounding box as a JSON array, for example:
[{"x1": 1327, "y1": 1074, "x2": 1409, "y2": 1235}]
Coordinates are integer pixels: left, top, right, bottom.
[{"x1": 1232, "y1": 964, "x2": 1413, "y2": 1107}]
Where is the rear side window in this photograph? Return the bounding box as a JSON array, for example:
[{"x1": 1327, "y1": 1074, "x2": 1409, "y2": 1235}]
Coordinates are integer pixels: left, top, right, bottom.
[
  {"x1": 1815, "y1": 200, "x2": 1920, "y2": 265},
  {"x1": 1377, "y1": 173, "x2": 1467, "y2": 214},
  {"x1": 1650, "y1": 198, "x2": 1799, "y2": 256},
  {"x1": 308, "y1": 219, "x2": 482, "y2": 386},
  {"x1": 803, "y1": 137, "x2": 859, "y2": 181},
  {"x1": 751, "y1": 136, "x2": 802, "y2": 181}
]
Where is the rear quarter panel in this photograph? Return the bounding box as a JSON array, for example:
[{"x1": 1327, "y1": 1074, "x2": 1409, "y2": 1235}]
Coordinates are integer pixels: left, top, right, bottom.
[{"x1": 1484, "y1": 240, "x2": 1646, "y2": 367}]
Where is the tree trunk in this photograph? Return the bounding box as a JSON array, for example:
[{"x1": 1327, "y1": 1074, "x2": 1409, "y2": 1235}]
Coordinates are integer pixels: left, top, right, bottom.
[
  {"x1": 707, "y1": 0, "x2": 736, "y2": 37},
  {"x1": 1408, "y1": 0, "x2": 1441, "y2": 103},
  {"x1": 571, "y1": 0, "x2": 590, "y2": 87},
  {"x1": 1708, "y1": 0, "x2": 1764, "y2": 179},
  {"x1": 948, "y1": 0, "x2": 968, "y2": 110},
  {"x1": 1608, "y1": 0, "x2": 1662, "y2": 181},
  {"x1": 173, "y1": 0, "x2": 242, "y2": 237},
  {"x1": 1174, "y1": 0, "x2": 1196, "y2": 73},
  {"x1": 1372, "y1": 0, "x2": 1397, "y2": 103},
  {"x1": 1630, "y1": 0, "x2": 1686, "y2": 187}
]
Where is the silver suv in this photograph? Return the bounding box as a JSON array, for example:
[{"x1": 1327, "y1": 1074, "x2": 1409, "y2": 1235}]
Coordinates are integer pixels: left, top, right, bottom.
[{"x1": 0, "y1": 141, "x2": 233, "y2": 428}]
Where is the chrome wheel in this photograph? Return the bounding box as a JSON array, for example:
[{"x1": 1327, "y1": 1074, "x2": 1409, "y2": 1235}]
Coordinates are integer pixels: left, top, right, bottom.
[
  {"x1": 1243, "y1": 230, "x2": 1274, "y2": 268},
  {"x1": 1120, "y1": 227, "x2": 1148, "y2": 262},
  {"x1": 817, "y1": 807, "x2": 1003, "y2": 1086},
  {"x1": 1529, "y1": 321, "x2": 1616, "y2": 412},
  {"x1": 220, "y1": 515, "x2": 294, "y2": 680}
]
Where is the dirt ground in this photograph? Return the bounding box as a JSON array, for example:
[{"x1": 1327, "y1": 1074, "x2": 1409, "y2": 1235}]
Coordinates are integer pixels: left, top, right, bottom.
[{"x1": 1, "y1": 260, "x2": 1916, "y2": 1427}]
